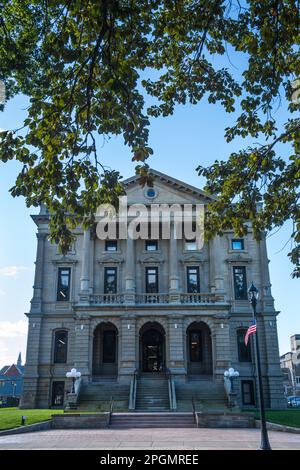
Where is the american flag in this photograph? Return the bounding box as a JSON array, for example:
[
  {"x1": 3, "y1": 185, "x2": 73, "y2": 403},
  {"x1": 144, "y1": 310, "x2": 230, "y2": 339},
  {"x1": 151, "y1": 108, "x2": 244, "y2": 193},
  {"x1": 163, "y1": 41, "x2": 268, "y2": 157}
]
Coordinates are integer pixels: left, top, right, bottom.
[{"x1": 244, "y1": 319, "x2": 257, "y2": 346}]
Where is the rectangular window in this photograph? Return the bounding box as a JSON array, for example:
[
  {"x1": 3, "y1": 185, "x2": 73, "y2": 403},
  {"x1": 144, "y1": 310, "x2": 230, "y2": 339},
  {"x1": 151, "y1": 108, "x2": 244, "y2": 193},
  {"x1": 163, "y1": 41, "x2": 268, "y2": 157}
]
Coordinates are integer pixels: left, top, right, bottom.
[
  {"x1": 145, "y1": 240, "x2": 158, "y2": 251},
  {"x1": 232, "y1": 239, "x2": 244, "y2": 250},
  {"x1": 105, "y1": 240, "x2": 117, "y2": 252},
  {"x1": 233, "y1": 266, "x2": 248, "y2": 300},
  {"x1": 187, "y1": 266, "x2": 200, "y2": 293},
  {"x1": 51, "y1": 381, "x2": 65, "y2": 407},
  {"x1": 54, "y1": 330, "x2": 68, "y2": 363},
  {"x1": 146, "y1": 267, "x2": 158, "y2": 293},
  {"x1": 104, "y1": 267, "x2": 117, "y2": 294},
  {"x1": 241, "y1": 380, "x2": 255, "y2": 406},
  {"x1": 184, "y1": 239, "x2": 197, "y2": 251},
  {"x1": 57, "y1": 268, "x2": 71, "y2": 301},
  {"x1": 237, "y1": 329, "x2": 252, "y2": 362}
]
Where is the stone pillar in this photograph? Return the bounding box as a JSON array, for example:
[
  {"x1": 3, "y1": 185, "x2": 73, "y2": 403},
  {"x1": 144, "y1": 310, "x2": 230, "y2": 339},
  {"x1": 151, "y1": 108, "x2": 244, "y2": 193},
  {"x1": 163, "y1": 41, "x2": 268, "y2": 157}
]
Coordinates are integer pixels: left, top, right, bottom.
[
  {"x1": 73, "y1": 317, "x2": 91, "y2": 383},
  {"x1": 168, "y1": 317, "x2": 186, "y2": 380},
  {"x1": 124, "y1": 236, "x2": 135, "y2": 303},
  {"x1": 19, "y1": 316, "x2": 42, "y2": 408},
  {"x1": 210, "y1": 236, "x2": 225, "y2": 293},
  {"x1": 169, "y1": 222, "x2": 180, "y2": 302},
  {"x1": 213, "y1": 318, "x2": 231, "y2": 382},
  {"x1": 30, "y1": 232, "x2": 47, "y2": 312},
  {"x1": 80, "y1": 229, "x2": 91, "y2": 292},
  {"x1": 119, "y1": 317, "x2": 136, "y2": 382},
  {"x1": 259, "y1": 236, "x2": 275, "y2": 312}
]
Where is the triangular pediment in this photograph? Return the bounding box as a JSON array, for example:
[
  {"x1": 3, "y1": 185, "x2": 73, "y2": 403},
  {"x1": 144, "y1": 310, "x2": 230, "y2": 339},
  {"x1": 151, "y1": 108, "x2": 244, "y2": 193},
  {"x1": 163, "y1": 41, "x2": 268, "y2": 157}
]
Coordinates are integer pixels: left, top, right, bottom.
[{"x1": 122, "y1": 169, "x2": 214, "y2": 206}]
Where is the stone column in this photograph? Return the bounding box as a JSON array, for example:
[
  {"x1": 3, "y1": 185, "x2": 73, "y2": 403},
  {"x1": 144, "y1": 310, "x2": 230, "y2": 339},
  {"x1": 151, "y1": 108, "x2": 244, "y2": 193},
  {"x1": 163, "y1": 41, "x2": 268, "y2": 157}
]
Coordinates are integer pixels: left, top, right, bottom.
[
  {"x1": 19, "y1": 315, "x2": 42, "y2": 408},
  {"x1": 74, "y1": 317, "x2": 91, "y2": 383},
  {"x1": 210, "y1": 235, "x2": 225, "y2": 294},
  {"x1": 119, "y1": 317, "x2": 136, "y2": 382},
  {"x1": 80, "y1": 229, "x2": 91, "y2": 291},
  {"x1": 213, "y1": 318, "x2": 231, "y2": 382},
  {"x1": 259, "y1": 236, "x2": 275, "y2": 312},
  {"x1": 124, "y1": 235, "x2": 135, "y2": 303},
  {"x1": 168, "y1": 317, "x2": 186, "y2": 380},
  {"x1": 169, "y1": 222, "x2": 180, "y2": 302},
  {"x1": 30, "y1": 232, "x2": 47, "y2": 312}
]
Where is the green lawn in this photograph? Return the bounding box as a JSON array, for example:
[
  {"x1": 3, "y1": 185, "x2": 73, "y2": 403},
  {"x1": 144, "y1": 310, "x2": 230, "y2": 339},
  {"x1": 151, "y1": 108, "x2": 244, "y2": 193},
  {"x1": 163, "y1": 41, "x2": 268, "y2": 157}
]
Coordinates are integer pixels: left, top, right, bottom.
[
  {"x1": 246, "y1": 409, "x2": 300, "y2": 428},
  {"x1": 0, "y1": 407, "x2": 64, "y2": 431}
]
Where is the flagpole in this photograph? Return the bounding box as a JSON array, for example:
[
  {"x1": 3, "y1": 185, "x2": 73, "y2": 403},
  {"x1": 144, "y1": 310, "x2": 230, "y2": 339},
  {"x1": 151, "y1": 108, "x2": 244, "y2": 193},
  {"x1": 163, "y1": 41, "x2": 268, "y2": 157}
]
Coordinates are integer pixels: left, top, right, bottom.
[{"x1": 248, "y1": 282, "x2": 272, "y2": 451}]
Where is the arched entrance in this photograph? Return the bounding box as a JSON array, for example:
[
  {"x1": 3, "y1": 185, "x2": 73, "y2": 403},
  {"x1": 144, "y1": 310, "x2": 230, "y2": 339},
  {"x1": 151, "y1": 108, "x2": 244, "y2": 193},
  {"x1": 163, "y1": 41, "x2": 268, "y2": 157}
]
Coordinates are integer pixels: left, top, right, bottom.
[
  {"x1": 139, "y1": 322, "x2": 165, "y2": 373},
  {"x1": 186, "y1": 322, "x2": 213, "y2": 376},
  {"x1": 92, "y1": 322, "x2": 118, "y2": 377}
]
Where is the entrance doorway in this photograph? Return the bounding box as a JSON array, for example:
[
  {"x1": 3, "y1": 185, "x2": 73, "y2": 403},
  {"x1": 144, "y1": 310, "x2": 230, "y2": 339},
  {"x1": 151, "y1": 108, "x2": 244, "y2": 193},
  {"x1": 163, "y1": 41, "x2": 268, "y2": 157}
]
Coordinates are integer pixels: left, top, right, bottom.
[
  {"x1": 186, "y1": 321, "x2": 213, "y2": 376},
  {"x1": 92, "y1": 322, "x2": 118, "y2": 377},
  {"x1": 140, "y1": 323, "x2": 165, "y2": 372}
]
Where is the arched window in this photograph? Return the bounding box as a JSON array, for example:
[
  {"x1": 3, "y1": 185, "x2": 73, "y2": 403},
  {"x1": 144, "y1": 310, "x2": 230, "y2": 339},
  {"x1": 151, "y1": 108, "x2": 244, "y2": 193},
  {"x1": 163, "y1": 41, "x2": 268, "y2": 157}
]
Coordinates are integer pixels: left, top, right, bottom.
[
  {"x1": 53, "y1": 330, "x2": 68, "y2": 364},
  {"x1": 237, "y1": 329, "x2": 252, "y2": 362}
]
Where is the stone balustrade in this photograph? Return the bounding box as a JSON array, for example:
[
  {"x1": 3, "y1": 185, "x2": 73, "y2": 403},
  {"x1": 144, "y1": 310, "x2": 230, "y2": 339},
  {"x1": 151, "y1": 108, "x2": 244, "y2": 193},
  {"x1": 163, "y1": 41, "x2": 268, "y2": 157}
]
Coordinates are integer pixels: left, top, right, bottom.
[{"x1": 85, "y1": 292, "x2": 225, "y2": 306}]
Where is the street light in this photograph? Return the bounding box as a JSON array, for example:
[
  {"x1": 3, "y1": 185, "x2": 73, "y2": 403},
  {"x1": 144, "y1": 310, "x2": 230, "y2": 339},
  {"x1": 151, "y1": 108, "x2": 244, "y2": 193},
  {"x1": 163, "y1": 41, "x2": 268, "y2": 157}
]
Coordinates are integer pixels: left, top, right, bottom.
[
  {"x1": 224, "y1": 368, "x2": 240, "y2": 391},
  {"x1": 66, "y1": 368, "x2": 81, "y2": 394},
  {"x1": 248, "y1": 281, "x2": 272, "y2": 451}
]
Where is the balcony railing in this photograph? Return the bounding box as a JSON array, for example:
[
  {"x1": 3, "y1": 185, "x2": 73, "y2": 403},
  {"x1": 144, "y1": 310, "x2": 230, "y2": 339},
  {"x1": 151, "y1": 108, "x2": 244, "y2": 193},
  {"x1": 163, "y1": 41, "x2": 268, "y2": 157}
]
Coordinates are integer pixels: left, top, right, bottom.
[
  {"x1": 85, "y1": 292, "x2": 225, "y2": 306},
  {"x1": 89, "y1": 293, "x2": 125, "y2": 305}
]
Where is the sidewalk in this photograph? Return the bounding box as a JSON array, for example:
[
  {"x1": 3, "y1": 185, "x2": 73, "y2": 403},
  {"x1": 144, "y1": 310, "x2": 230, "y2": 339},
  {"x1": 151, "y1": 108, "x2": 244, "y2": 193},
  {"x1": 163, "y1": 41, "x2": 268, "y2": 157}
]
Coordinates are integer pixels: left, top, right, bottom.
[{"x1": 0, "y1": 427, "x2": 300, "y2": 450}]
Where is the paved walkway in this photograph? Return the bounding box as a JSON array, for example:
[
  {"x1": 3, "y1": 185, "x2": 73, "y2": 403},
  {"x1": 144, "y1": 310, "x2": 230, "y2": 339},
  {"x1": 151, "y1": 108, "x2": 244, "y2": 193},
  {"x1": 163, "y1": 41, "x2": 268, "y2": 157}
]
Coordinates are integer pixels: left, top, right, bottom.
[{"x1": 0, "y1": 428, "x2": 300, "y2": 450}]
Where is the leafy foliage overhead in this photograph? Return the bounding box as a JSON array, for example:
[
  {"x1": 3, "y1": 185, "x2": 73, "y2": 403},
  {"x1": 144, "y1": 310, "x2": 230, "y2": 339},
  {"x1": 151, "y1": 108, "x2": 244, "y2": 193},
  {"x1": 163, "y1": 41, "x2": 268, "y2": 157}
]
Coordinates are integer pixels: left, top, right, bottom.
[{"x1": 0, "y1": 1, "x2": 299, "y2": 275}]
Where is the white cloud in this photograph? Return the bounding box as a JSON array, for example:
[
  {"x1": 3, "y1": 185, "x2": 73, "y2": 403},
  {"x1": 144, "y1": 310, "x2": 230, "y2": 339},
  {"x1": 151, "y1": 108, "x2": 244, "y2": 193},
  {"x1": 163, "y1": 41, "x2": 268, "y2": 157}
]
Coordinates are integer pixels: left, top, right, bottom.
[
  {"x1": 0, "y1": 321, "x2": 28, "y2": 368},
  {"x1": 0, "y1": 265, "x2": 30, "y2": 277},
  {"x1": 0, "y1": 289, "x2": 6, "y2": 296},
  {"x1": 0, "y1": 320, "x2": 28, "y2": 338}
]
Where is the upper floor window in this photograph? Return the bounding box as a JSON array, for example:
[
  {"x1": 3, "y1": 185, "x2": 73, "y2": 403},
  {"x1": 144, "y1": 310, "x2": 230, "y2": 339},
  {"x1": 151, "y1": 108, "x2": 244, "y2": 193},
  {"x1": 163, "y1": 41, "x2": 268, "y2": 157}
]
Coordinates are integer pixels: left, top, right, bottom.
[
  {"x1": 187, "y1": 266, "x2": 200, "y2": 293},
  {"x1": 104, "y1": 267, "x2": 117, "y2": 294},
  {"x1": 237, "y1": 329, "x2": 252, "y2": 362},
  {"x1": 105, "y1": 240, "x2": 117, "y2": 252},
  {"x1": 233, "y1": 266, "x2": 248, "y2": 300},
  {"x1": 146, "y1": 240, "x2": 158, "y2": 252},
  {"x1": 54, "y1": 330, "x2": 68, "y2": 363},
  {"x1": 57, "y1": 268, "x2": 71, "y2": 301},
  {"x1": 184, "y1": 239, "x2": 197, "y2": 251},
  {"x1": 232, "y1": 239, "x2": 244, "y2": 250},
  {"x1": 146, "y1": 267, "x2": 158, "y2": 293}
]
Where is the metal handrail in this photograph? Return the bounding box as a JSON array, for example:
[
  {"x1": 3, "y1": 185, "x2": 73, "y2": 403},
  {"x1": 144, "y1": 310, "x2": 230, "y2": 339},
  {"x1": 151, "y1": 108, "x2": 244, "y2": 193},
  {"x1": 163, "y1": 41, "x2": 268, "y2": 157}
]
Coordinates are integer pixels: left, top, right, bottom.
[
  {"x1": 166, "y1": 368, "x2": 177, "y2": 411},
  {"x1": 129, "y1": 369, "x2": 138, "y2": 410},
  {"x1": 109, "y1": 395, "x2": 114, "y2": 424},
  {"x1": 192, "y1": 396, "x2": 199, "y2": 427}
]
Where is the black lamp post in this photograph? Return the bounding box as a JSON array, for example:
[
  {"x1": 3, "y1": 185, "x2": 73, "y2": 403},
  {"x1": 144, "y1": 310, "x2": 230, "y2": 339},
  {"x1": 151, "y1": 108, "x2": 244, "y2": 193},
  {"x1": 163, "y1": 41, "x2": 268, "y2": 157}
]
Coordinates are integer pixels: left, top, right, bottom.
[{"x1": 248, "y1": 282, "x2": 272, "y2": 451}]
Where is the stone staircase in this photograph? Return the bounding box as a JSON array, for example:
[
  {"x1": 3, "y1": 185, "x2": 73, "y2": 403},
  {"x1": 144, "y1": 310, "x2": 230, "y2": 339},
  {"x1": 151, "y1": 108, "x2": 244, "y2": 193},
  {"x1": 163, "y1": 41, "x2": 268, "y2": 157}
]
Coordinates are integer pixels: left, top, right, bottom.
[
  {"x1": 176, "y1": 377, "x2": 228, "y2": 412},
  {"x1": 77, "y1": 380, "x2": 130, "y2": 412},
  {"x1": 110, "y1": 412, "x2": 195, "y2": 429},
  {"x1": 135, "y1": 374, "x2": 170, "y2": 411}
]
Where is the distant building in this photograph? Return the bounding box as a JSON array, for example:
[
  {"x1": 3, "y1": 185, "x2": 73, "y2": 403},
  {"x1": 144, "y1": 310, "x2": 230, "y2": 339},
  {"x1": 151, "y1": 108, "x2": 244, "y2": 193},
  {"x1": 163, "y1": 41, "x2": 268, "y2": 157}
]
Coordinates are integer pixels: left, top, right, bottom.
[
  {"x1": 280, "y1": 335, "x2": 300, "y2": 396},
  {"x1": 0, "y1": 353, "x2": 24, "y2": 405}
]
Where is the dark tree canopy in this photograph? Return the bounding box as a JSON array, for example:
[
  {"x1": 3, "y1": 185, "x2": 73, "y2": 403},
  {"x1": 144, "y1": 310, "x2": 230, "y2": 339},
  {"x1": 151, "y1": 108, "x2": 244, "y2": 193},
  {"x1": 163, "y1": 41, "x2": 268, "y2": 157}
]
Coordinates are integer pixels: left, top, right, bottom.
[{"x1": 0, "y1": 1, "x2": 299, "y2": 275}]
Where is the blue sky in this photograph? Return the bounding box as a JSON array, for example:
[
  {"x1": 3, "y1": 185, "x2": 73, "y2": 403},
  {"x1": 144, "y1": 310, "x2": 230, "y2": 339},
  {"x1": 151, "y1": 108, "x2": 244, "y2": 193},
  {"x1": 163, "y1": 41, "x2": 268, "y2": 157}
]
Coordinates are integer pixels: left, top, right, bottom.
[{"x1": 0, "y1": 79, "x2": 299, "y2": 368}]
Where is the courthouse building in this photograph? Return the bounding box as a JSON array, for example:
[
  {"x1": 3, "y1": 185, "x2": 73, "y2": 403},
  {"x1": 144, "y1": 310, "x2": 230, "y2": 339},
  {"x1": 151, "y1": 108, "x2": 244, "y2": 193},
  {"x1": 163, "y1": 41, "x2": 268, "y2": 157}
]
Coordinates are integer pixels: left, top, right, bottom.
[{"x1": 21, "y1": 170, "x2": 285, "y2": 410}]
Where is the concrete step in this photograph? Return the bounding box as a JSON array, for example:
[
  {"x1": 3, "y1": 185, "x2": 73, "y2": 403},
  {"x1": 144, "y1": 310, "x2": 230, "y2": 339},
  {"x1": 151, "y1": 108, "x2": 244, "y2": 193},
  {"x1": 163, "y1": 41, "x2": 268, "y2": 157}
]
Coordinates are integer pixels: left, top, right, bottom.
[{"x1": 110, "y1": 413, "x2": 196, "y2": 429}]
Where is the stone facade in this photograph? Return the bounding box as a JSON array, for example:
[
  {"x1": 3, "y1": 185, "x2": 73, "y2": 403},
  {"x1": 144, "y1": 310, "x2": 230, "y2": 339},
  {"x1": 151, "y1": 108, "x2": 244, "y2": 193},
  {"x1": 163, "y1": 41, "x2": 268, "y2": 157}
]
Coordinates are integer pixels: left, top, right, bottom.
[{"x1": 21, "y1": 169, "x2": 285, "y2": 409}]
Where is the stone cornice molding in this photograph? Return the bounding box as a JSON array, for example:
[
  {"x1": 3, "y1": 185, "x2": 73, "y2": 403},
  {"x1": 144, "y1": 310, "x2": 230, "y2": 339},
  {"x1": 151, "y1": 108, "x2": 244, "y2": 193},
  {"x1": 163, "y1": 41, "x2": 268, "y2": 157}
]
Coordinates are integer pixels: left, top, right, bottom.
[
  {"x1": 225, "y1": 255, "x2": 252, "y2": 264},
  {"x1": 138, "y1": 255, "x2": 165, "y2": 264},
  {"x1": 52, "y1": 258, "x2": 78, "y2": 265},
  {"x1": 97, "y1": 256, "x2": 124, "y2": 264}
]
